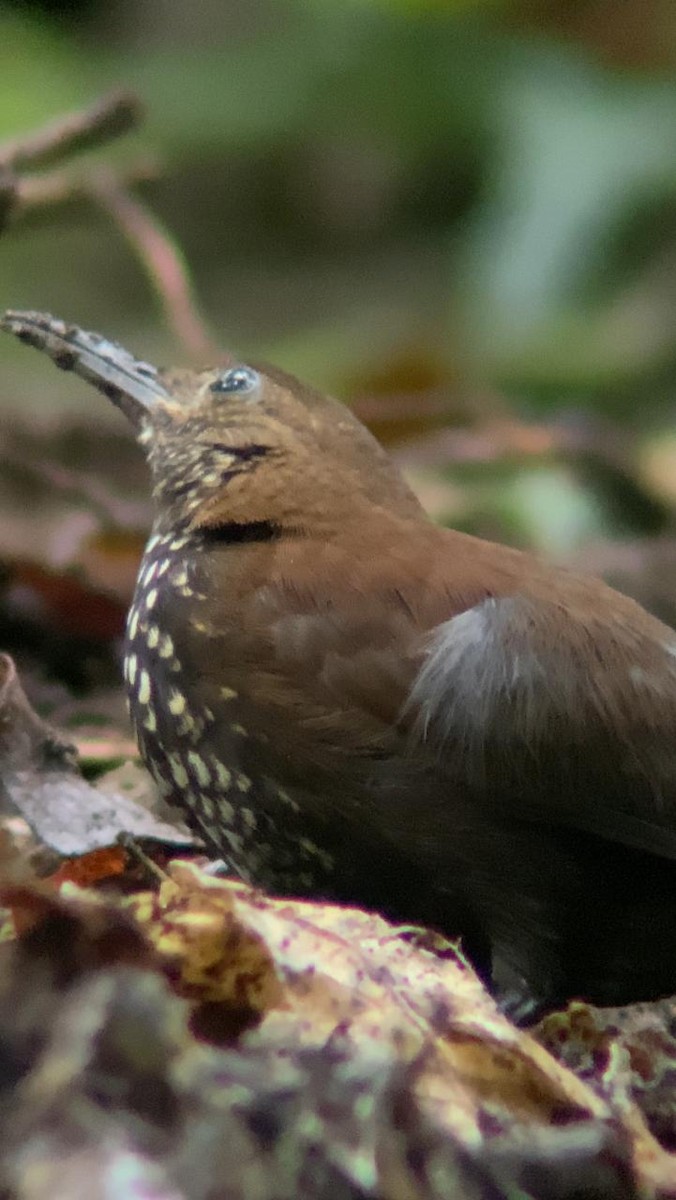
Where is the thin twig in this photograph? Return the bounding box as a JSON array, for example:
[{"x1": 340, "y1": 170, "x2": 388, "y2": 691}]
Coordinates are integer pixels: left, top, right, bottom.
[
  {"x1": 392, "y1": 415, "x2": 638, "y2": 475},
  {"x1": 0, "y1": 90, "x2": 143, "y2": 173},
  {"x1": 116, "y1": 833, "x2": 171, "y2": 883},
  {"x1": 13, "y1": 157, "x2": 159, "y2": 216},
  {"x1": 88, "y1": 168, "x2": 220, "y2": 360},
  {"x1": 2, "y1": 450, "x2": 150, "y2": 531},
  {"x1": 0, "y1": 93, "x2": 219, "y2": 361}
]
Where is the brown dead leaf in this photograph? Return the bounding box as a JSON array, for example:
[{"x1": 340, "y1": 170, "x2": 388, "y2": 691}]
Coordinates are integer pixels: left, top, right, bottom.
[
  {"x1": 47, "y1": 845, "x2": 129, "y2": 889},
  {"x1": 130, "y1": 863, "x2": 608, "y2": 1115},
  {"x1": 0, "y1": 652, "x2": 195, "y2": 856},
  {"x1": 4, "y1": 560, "x2": 127, "y2": 642},
  {"x1": 0, "y1": 869, "x2": 641, "y2": 1199},
  {"x1": 537, "y1": 1001, "x2": 676, "y2": 1195},
  {"x1": 0, "y1": 879, "x2": 153, "y2": 958},
  {"x1": 124, "y1": 860, "x2": 676, "y2": 1193}
]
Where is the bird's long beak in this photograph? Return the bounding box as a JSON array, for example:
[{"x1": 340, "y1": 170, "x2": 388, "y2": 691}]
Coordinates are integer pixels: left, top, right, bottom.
[{"x1": 0, "y1": 310, "x2": 168, "y2": 428}]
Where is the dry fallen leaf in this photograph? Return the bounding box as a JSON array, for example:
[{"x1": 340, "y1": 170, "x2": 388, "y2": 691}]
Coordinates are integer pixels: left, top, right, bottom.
[
  {"x1": 126, "y1": 861, "x2": 657, "y2": 1193},
  {"x1": 0, "y1": 652, "x2": 195, "y2": 856},
  {"x1": 0, "y1": 871, "x2": 644, "y2": 1200},
  {"x1": 46, "y1": 845, "x2": 129, "y2": 889},
  {"x1": 537, "y1": 1001, "x2": 676, "y2": 1195}
]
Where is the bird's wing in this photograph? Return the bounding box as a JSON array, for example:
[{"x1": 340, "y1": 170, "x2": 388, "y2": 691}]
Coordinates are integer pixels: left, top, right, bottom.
[
  {"x1": 402, "y1": 568, "x2": 676, "y2": 860},
  {"x1": 256, "y1": 529, "x2": 676, "y2": 862}
]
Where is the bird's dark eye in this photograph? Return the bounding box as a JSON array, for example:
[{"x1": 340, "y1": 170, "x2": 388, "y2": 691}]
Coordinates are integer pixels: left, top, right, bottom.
[{"x1": 209, "y1": 366, "x2": 260, "y2": 396}]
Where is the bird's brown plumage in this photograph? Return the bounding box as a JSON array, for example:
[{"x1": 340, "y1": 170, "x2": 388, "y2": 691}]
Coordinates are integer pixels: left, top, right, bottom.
[{"x1": 5, "y1": 308, "x2": 676, "y2": 1017}]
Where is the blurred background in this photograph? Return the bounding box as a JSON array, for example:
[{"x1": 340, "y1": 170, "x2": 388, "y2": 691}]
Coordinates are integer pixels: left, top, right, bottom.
[{"x1": 3, "y1": 0, "x2": 676, "y2": 697}]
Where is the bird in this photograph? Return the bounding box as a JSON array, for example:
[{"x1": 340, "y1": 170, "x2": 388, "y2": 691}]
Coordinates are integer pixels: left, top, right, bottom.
[{"x1": 5, "y1": 307, "x2": 676, "y2": 1019}]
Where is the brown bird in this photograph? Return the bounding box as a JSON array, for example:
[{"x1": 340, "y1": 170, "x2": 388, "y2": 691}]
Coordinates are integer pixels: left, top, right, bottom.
[{"x1": 5, "y1": 308, "x2": 676, "y2": 1018}]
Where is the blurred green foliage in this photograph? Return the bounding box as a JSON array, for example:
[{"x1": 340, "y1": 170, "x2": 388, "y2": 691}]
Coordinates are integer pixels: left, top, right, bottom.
[{"x1": 3, "y1": 0, "x2": 676, "y2": 559}]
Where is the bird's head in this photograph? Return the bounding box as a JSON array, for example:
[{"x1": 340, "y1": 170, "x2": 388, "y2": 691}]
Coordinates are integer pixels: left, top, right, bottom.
[{"x1": 1, "y1": 311, "x2": 423, "y2": 537}]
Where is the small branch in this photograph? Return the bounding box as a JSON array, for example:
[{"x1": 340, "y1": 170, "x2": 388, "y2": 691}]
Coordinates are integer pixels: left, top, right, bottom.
[
  {"x1": 393, "y1": 421, "x2": 559, "y2": 470},
  {"x1": 3, "y1": 450, "x2": 150, "y2": 531},
  {"x1": 14, "y1": 158, "x2": 159, "y2": 216},
  {"x1": 0, "y1": 90, "x2": 143, "y2": 173},
  {"x1": 88, "y1": 168, "x2": 220, "y2": 361},
  {"x1": 0, "y1": 92, "x2": 218, "y2": 361}
]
